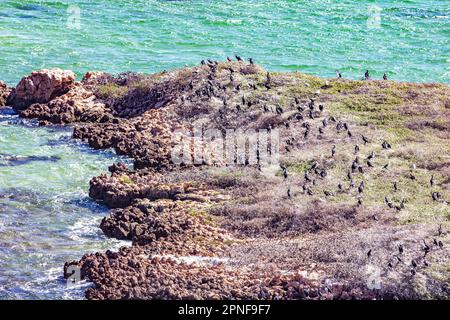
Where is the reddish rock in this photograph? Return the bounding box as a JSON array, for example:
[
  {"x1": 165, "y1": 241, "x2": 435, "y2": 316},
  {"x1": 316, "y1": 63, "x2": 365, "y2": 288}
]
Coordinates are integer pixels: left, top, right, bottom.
[
  {"x1": 9, "y1": 68, "x2": 76, "y2": 110},
  {"x1": 0, "y1": 81, "x2": 12, "y2": 107}
]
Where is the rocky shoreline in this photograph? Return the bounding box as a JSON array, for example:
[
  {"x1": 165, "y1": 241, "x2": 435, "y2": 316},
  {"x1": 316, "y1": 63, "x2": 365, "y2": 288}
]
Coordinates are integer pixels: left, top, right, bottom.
[{"x1": 1, "y1": 61, "x2": 449, "y2": 299}]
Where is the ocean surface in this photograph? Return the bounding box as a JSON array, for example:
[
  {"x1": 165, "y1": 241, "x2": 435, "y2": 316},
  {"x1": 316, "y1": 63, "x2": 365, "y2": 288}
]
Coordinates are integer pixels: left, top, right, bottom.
[
  {"x1": 0, "y1": 0, "x2": 448, "y2": 300},
  {"x1": 0, "y1": 109, "x2": 130, "y2": 299},
  {"x1": 0, "y1": 0, "x2": 449, "y2": 85}
]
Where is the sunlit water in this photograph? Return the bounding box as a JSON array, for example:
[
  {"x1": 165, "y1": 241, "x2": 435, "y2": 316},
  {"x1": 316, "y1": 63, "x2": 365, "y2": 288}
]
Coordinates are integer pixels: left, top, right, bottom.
[
  {"x1": 0, "y1": 0, "x2": 449, "y2": 85},
  {"x1": 0, "y1": 109, "x2": 130, "y2": 299}
]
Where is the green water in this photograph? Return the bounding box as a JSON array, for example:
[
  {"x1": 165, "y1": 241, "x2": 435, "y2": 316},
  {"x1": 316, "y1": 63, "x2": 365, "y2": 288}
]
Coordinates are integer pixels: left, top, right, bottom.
[
  {"x1": 0, "y1": 0, "x2": 448, "y2": 300},
  {"x1": 0, "y1": 110, "x2": 130, "y2": 299},
  {"x1": 0, "y1": 0, "x2": 449, "y2": 85}
]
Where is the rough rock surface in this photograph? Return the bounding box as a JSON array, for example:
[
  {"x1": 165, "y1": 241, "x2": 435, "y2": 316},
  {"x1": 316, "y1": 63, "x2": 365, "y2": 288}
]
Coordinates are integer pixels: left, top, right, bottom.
[
  {"x1": 9, "y1": 68, "x2": 76, "y2": 111},
  {"x1": 7, "y1": 61, "x2": 450, "y2": 300},
  {"x1": 0, "y1": 81, "x2": 12, "y2": 107}
]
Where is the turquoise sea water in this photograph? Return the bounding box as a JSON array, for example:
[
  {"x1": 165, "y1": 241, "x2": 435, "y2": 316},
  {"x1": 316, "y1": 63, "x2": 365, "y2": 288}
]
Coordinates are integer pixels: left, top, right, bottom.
[
  {"x1": 0, "y1": 109, "x2": 130, "y2": 299},
  {"x1": 0, "y1": 0, "x2": 449, "y2": 300},
  {"x1": 0, "y1": 0, "x2": 449, "y2": 85}
]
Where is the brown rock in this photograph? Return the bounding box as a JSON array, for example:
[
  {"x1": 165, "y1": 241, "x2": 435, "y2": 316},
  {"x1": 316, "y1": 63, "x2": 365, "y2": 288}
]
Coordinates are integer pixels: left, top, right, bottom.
[
  {"x1": 0, "y1": 81, "x2": 12, "y2": 107},
  {"x1": 10, "y1": 68, "x2": 76, "y2": 110}
]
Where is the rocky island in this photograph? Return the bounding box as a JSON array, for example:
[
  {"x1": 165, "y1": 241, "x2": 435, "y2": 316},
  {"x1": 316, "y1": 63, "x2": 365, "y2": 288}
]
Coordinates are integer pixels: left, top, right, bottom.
[{"x1": 1, "y1": 60, "x2": 449, "y2": 299}]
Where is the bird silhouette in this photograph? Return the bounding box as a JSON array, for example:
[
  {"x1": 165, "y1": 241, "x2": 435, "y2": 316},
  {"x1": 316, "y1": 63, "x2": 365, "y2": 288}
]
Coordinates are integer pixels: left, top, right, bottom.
[
  {"x1": 367, "y1": 151, "x2": 374, "y2": 160},
  {"x1": 431, "y1": 191, "x2": 440, "y2": 201},
  {"x1": 276, "y1": 106, "x2": 283, "y2": 115},
  {"x1": 383, "y1": 73, "x2": 388, "y2": 80},
  {"x1": 358, "y1": 181, "x2": 365, "y2": 194},
  {"x1": 235, "y1": 55, "x2": 243, "y2": 62},
  {"x1": 319, "y1": 104, "x2": 324, "y2": 112},
  {"x1": 430, "y1": 175, "x2": 435, "y2": 187},
  {"x1": 248, "y1": 58, "x2": 254, "y2": 64},
  {"x1": 438, "y1": 224, "x2": 443, "y2": 236},
  {"x1": 227, "y1": 56, "x2": 232, "y2": 62},
  {"x1": 398, "y1": 244, "x2": 404, "y2": 254},
  {"x1": 367, "y1": 160, "x2": 374, "y2": 167},
  {"x1": 422, "y1": 240, "x2": 430, "y2": 254},
  {"x1": 357, "y1": 197, "x2": 363, "y2": 206},
  {"x1": 361, "y1": 135, "x2": 370, "y2": 144},
  {"x1": 347, "y1": 130, "x2": 352, "y2": 138},
  {"x1": 331, "y1": 145, "x2": 336, "y2": 157},
  {"x1": 287, "y1": 188, "x2": 292, "y2": 198},
  {"x1": 354, "y1": 145, "x2": 360, "y2": 154},
  {"x1": 336, "y1": 70, "x2": 342, "y2": 78},
  {"x1": 367, "y1": 249, "x2": 372, "y2": 258},
  {"x1": 393, "y1": 182, "x2": 398, "y2": 191},
  {"x1": 382, "y1": 140, "x2": 391, "y2": 149},
  {"x1": 364, "y1": 70, "x2": 370, "y2": 80}
]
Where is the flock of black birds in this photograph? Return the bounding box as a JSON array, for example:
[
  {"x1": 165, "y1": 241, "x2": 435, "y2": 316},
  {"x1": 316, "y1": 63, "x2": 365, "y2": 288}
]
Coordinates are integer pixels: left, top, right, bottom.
[{"x1": 195, "y1": 55, "x2": 446, "y2": 278}]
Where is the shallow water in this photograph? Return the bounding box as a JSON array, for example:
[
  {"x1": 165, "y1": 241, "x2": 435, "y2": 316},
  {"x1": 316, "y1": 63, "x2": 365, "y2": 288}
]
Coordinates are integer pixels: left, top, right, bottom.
[
  {"x1": 0, "y1": 109, "x2": 130, "y2": 299},
  {"x1": 0, "y1": 0, "x2": 449, "y2": 85}
]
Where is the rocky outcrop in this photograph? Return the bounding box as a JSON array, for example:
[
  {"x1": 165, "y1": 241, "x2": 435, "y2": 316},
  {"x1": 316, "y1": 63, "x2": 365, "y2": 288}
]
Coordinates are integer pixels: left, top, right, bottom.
[
  {"x1": 9, "y1": 68, "x2": 76, "y2": 111},
  {"x1": 0, "y1": 81, "x2": 12, "y2": 107},
  {"x1": 3, "y1": 60, "x2": 449, "y2": 300}
]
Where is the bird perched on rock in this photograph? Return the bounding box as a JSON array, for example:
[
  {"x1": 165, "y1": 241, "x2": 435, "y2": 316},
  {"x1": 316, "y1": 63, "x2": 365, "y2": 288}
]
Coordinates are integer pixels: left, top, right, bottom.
[
  {"x1": 319, "y1": 127, "x2": 324, "y2": 134},
  {"x1": 422, "y1": 240, "x2": 430, "y2": 255},
  {"x1": 201, "y1": 60, "x2": 206, "y2": 65},
  {"x1": 235, "y1": 55, "x2": 243, "y2": 62},
  {"x1": 383, "y1": 73, "x2": 388, "y2": 80},
  {"x1": 367, "y1": 151, "x2": 375, "y2": 160},
  {"x1": 438, "y1": 224, "x2": 443, "y2": 236},
  {"x1": 383, "y1": 163, "x2": 389, "y2": 170},
  {"x1": 364, "y1": 70, "x2": 370, "y2": 80},
  {"x1": 385, "y1": 196, "x2": 393, "y2": 208},
  {"x1": 361, "y1": 135, "x2": 370, "y2": 144},
  {"x1": 347, "y1": 170, "x2": 352, "y2": 180},
  {"x1": 227, "y1": 56, "x2": 232, "y2": 62},
  {"x1": 357, "y1": 197, "x2": 363, "y2": 206},
  {"x1": 336, "y1": 70, "x2": 342, "y2": 78},
  {"x1": 308, "y1": 99, "x2": 315, "y2": 110},
  {"x1": 319, "y1": 104, "x2": 324, "y2": 112},
  {"x1": 347, "y1": 130, "x2": 352, "y2": 138},
  {"x1": 367, "y1": 160, "x2": 374, "y2": 167},
  {"x1": 358, "y1": 181, "x2": 365, "y2": 194},
  {"x1": 398, "y1": 244, "x2": 404, "y2": 254},
  {"x1": 382, "y1": 140, "x2": 391, "y2": 149},
  {"x1": 287, "y1": 188, "x2": 292, "y2": 198},
  {"x1": 248, "y1": 58, "x2": 254, "y2": 65},
  {"x1": 393, "y1": 181, "x2": 398, "y2": 191},
  {"x1": 409, "y1": 172, "x2": 416, "y2": 180},
  {"x1": 304, "y1": 171, "x2": 311, "y2": 182},
  {"x1": 431, "y1": 191, "x2": 440, "y2": 201},
  {"x1": 331, "y1": 145, "x2": 336, "y2": 157},
  {"x1": 354, "y1": 145, "x2": 360, "y2": 154},
  {"x1": 411, "y1": 260, "x2": 417, "y2": 268},
  {"x1": 275, "y1": 106, "x2": 283, "y2": 115},
  {"x1": 367, "y1": 249, "x2": 372, "y2": 259},
  {"x1": 324, "y1": 190, "x2": 334, "y2": 197},
  {"x1": 322, "y1": 118, "x2": 328, "y2": 127},
  {"x1": 430, "y1": 175, "x2": 435, "y2": 187}
]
